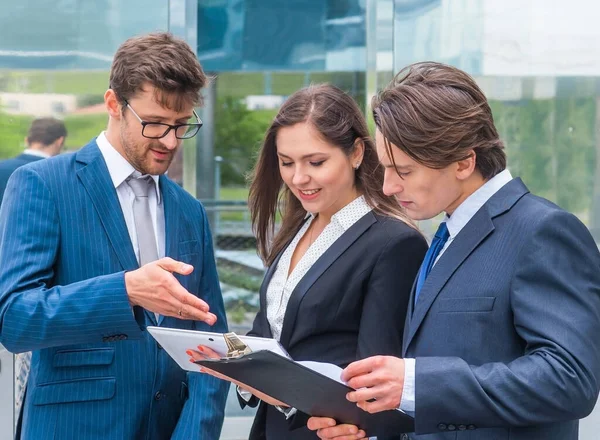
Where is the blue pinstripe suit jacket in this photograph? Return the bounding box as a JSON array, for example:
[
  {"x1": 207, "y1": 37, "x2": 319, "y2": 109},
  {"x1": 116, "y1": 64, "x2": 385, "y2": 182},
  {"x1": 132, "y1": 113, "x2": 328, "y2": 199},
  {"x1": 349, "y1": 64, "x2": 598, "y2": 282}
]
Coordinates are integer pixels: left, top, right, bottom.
[{"x1": 0, "y1": 139, "x2": 229, "y2": 439}]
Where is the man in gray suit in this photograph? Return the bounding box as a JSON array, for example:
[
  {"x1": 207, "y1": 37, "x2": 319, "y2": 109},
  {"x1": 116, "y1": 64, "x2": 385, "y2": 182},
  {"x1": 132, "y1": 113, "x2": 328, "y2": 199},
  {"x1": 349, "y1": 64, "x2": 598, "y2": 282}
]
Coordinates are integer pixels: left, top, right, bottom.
[
  {"x1": 0, "y1": 117, "x2": 66, "y2": 204},
  {"x1": 308, "y1": 62, "x2": 600, "y2": 439}
]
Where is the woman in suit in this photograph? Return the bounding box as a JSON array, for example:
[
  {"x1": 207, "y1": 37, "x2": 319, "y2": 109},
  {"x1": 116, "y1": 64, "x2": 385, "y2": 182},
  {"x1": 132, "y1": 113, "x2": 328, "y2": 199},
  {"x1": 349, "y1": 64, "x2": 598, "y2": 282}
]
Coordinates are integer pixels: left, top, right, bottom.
[{"x1": 193, "y1": 84, "x2": 427, "y2": 439}]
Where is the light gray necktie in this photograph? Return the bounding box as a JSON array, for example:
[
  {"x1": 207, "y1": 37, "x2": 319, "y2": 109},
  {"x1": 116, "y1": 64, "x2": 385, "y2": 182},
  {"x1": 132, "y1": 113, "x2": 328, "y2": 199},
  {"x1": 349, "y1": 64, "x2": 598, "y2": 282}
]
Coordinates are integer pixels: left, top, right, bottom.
[
  {"x1": 126, "y1": 175, "x2": 159, "y2": 266},
  {"x1": 127, "y1": 175, "x2": 160, "y2": 321}
]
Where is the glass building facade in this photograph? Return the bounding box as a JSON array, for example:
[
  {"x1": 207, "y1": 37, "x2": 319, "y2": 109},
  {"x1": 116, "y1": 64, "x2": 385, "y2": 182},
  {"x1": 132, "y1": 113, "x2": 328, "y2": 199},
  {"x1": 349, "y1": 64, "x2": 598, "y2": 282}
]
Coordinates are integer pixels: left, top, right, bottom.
[{"x1": 0, "y1": 1, "x2": 599, "y2": 438}]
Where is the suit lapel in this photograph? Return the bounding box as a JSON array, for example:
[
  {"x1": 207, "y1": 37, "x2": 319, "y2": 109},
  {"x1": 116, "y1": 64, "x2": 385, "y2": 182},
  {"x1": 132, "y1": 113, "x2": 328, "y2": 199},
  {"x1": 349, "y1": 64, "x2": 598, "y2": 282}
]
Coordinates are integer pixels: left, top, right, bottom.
[
  {"x1": 403, "y1": 209, "x2": 494, "y2": 352},
  {"x1": 402, "y1": 277, "x2": 419, "y2": 355},
  {"x1": 257, "y1": 217, "x2": 311, "y2": 339},
  {"x1": 76, "y1": 140, "x2": 138, "y2": 272},
  {"x1": 158, "y1": 176, "x2": 180, "y2": 326},
  {"x1": 403, "y1": 178, "x2": 530, "y2": 353},
  {"x1": 278, "y1": 212, "x2": 376, "y2": 348}
]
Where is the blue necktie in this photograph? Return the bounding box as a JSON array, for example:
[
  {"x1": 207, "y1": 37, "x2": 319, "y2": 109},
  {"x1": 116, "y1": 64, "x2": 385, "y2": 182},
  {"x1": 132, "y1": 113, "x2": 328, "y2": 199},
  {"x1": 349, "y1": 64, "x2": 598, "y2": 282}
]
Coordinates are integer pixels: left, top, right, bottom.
[{"x1": 415, "y1": 222, "x2": 450, "y2": 303}]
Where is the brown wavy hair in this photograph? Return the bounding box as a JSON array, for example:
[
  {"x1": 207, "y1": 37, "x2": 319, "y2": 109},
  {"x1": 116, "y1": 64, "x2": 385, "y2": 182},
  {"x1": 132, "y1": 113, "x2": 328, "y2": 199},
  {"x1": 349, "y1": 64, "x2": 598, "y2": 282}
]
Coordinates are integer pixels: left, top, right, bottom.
[
  {"x1": 372, "y1": 62, "x2": 506, "y2": 180},
  {"x1": 109, "y1": 32, "x2": 207, "y2": 111},
  {"x1": 248, "y1": 84, "x2": 415, "y2": 266}
]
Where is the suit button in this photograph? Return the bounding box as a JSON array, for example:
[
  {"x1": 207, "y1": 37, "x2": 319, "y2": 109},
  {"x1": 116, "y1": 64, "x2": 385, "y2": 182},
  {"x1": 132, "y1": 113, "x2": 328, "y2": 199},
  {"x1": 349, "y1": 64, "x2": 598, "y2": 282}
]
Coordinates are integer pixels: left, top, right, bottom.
[
  {"x1": 437, "y1": 423, "x2": 447, "y2": 431},
  {"x1": 447, "y1": 424, "x2": 456, "y2": 431},
  {"x1": 154, "y1": 391, "x2": 163, "y2": 401},
  {"x1": 458, "y1": 425, "x2": 467, "y2": 431},
  {"x1": 401, "y1": 435, "x2": 409, "y2": 440},
  {"x1": 157, "y1": 343, "x2": 163, "y2": 350},
  {"x1": 467, "y1": 424, "x2": 476, "y2": 430},
  {"x1": 102, "y1": 337, "x2": 108, "y2": 342},
  {"x1": 119, "y1": 334, "x2": 127, "y2": 340}
]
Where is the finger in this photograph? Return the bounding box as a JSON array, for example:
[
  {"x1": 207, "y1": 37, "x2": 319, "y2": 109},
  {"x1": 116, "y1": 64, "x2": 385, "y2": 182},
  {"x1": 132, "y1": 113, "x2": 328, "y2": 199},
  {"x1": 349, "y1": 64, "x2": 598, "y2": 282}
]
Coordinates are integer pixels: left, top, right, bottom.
[
  {"x1": 176, "y1": 305, "x2": 216, "y2": 325},
  {"x1": 346, "y1": 385, "x2": 381, "y2": 404},
  {"x1": 357, "y1": 397, "x2": 396, "y2": 414},
  {"x1": 315, "y1": 424, "x2": 364, "y2": 439},
  {"x1": 307, "y1": 417, "x2": 337, "y2": 431},
  {"x1": 169, "y1": 280, "x2": 210, "y2": 313},
  {"x1": 186, "y1": 349, "x2": 206, "y2": 362},
  {"x1": 156, "y1": 257, "x2": 194, "y2": 275},
  {"x1": 346, "y1": 371, "x2": 381, "y2": 390},
  {"x1": 317, "y1": 431, "x2": 366, "y2": 440},
  {"x1": 172, "y1": 296, "x2": 215, "y2": 322},
  {"x1": 196, "y1": 345, "x2": 222, "y2": 359},
  {"x1": 341, "y1": 357, "x2": 379, "y2": 383}
]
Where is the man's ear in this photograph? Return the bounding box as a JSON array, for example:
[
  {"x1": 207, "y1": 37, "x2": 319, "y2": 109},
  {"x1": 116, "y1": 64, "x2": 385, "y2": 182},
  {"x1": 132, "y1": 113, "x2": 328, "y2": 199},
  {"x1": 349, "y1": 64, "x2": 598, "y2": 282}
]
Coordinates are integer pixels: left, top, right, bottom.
[
  {"x1": 105, "y1": 89, "x2": 123, "y2": 120},
  {"x1": 456, "y1": 150, "x2": 477, "y2": 180}
]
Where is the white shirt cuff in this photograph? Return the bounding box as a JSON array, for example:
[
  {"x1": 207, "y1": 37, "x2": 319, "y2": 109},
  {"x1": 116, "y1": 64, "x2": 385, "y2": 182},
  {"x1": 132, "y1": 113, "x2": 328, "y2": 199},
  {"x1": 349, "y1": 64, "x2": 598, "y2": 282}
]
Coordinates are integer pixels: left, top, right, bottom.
[
  {"x1": 399, "y1": 358, "x2": 416, "y2": 413},
  {"x1": 237, "y1": 385, "x2": 252, "y2": 402},
  {"x1": 275, "y1": 405, "x2": 297, "y2": 419}
]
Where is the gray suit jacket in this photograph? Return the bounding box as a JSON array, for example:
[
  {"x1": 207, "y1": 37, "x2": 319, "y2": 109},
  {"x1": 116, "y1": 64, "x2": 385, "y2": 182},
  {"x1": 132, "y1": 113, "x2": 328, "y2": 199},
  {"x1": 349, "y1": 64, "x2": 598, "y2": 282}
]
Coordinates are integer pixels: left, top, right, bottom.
[{"x1": 403, "y1": 178, "x2": 600, "y2": 440}]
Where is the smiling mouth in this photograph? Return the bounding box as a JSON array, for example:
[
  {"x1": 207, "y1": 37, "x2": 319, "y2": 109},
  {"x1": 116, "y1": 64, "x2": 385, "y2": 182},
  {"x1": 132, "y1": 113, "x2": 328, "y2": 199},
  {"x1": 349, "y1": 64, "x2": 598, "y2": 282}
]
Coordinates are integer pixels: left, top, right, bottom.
[{"x1": 299, "y1": 189, "x2": 321, "y2": 195}]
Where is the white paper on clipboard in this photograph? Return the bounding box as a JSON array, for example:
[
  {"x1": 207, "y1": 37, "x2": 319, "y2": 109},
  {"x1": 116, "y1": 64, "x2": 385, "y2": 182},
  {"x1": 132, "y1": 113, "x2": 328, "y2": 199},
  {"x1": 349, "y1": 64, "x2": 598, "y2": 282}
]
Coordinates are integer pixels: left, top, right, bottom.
[{"x1": 147, "y1": 326, "x2": 291, "y2": 371}]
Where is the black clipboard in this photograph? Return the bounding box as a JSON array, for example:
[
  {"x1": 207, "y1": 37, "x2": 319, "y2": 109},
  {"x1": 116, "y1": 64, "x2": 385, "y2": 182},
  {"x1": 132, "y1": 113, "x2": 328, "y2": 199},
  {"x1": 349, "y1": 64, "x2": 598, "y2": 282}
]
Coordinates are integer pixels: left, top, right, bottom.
[{"x1": 195, "y1": 349, "x2": 414, "y2": 437}]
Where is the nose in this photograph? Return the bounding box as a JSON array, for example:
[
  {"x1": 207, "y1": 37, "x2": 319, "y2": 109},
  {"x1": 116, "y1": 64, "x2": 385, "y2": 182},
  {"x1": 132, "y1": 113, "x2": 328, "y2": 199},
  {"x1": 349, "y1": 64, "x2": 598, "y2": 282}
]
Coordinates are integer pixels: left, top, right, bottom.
[
  {"x1": 159, "y1": 129, "x2": 179, "y2": 150},
  {"x1": 382, "y1": 172, "x2": 402, "y2": 196},
  {"x1": 292, "y1": 167, "x2": 310, "y2": 186}
]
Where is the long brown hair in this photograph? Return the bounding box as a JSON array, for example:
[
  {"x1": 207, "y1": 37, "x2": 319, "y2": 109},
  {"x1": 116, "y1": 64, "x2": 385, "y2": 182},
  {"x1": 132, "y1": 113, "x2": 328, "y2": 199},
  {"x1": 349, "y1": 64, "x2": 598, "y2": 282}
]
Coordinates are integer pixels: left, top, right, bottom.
[
  {"x1": 248, "y1": 84, "x2": 414, "y2": 266},
  {"x1": 372, "y1": 62, "x2": 506, "y2": 179}
]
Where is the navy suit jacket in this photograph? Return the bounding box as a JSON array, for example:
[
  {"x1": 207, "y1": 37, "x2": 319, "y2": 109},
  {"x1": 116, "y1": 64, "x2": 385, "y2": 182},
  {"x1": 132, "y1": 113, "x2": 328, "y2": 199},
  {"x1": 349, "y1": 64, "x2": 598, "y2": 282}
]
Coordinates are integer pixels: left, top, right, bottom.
[
  {"x1": 0, "y1": 140, "x2": 229, "y2": 440},
  {"x1": 403, "y1": 178, "x2": 600, "y2": 440},
  {"x1": 244, "y1": 212, "x2": 428, "y2": 440},
  {"x1": 0, "y1": 153, "x2": 44, "y2": 204}
]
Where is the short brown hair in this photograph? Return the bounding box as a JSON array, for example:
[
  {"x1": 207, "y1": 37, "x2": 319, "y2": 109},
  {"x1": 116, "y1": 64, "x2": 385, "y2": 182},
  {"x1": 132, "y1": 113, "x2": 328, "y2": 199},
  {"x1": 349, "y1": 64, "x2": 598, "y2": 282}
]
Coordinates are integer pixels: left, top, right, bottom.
[
  {"x1": 248, "y1": 84, "x2": 415, "y2": 266},
  {"x1": 109, "y1": 32, "x2": 207, "y2": 111},
  {"x1": 27, "y1": 117, "x2": 67, "y2": 146},
  {"x1": 372, "y1": 62, "x2": 506, "y2": 179}
]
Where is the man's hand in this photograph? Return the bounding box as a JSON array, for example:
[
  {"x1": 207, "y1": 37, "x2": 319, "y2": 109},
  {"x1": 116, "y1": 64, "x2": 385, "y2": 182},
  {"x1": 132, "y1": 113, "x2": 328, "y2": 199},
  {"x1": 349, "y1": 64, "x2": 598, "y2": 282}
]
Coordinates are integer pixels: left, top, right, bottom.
[
  {"x1": 342, "y1": 356, "x2": 405, "y2": 413},
  {"x1": 187, "y1": 346, "x2": 288, "y2": 407},
  {"x1": 125, "y1": 257, "x2": 216, "y2": 325},
  {"x1": 307, "y1": 417, "x2": 366, "y2": 439}
]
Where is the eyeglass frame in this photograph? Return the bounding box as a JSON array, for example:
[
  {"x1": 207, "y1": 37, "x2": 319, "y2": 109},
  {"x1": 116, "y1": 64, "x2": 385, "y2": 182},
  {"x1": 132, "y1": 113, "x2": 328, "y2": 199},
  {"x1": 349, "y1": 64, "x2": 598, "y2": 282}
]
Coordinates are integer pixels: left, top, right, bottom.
[{"x1": 123, "y1": 100, "x2": 203, "y2": 139}]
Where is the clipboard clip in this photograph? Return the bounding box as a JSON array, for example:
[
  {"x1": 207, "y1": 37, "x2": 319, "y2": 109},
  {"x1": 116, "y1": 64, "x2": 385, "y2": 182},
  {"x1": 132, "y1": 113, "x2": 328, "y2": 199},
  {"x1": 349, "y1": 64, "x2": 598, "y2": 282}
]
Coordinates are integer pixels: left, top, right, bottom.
[{"x1": 223, "y1": 332, "x2": 252, "y2": 358}]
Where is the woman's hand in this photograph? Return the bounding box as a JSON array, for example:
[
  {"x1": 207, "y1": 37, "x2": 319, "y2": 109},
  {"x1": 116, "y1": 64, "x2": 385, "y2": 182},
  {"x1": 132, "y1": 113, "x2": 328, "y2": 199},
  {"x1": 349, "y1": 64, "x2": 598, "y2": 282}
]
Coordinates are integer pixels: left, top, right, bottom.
[{"x1": 187, "y1": 345, "x2": 289, "y2": 407}]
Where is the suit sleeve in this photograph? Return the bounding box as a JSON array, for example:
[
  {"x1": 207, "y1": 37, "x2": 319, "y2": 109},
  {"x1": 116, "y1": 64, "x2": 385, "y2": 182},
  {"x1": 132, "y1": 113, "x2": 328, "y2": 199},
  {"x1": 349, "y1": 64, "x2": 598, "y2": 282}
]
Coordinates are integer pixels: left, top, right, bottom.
[
  {"x1": 414, "y1": 210, "x2": 600, "y2": 434},
  {"x1": 0, "y1": 166, "x2": 143, "y2": 353},
  {"x1": 172, "y1": 203, "x2": 229, "y2": 440},
  {"x1": 357, "y1": 227, "x2": 427, "y2": 359}
]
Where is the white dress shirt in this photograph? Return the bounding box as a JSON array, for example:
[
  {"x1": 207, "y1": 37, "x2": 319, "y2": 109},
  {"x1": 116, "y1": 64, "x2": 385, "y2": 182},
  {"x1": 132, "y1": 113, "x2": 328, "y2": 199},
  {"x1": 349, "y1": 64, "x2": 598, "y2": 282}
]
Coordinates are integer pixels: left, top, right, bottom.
[
  {"x1": 266, "y1": 195, "x2": 372, "y2": 340},
  {"x1": 23, "y1": 148, "x2": 51, "y2": 159},
  {"x1": 400, "y1": 169, "x2": 513, "y2": 413},
  {"x1": 96, "y1": 132, "x2": 165, "y2": 262}
]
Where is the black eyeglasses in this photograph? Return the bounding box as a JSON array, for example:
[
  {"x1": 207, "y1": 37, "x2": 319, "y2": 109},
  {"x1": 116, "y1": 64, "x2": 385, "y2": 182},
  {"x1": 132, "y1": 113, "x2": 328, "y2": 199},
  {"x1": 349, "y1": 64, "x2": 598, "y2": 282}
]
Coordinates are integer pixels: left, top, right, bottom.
[{"x1": 125, "y1": 101, "x2": 203, "y2": 139}]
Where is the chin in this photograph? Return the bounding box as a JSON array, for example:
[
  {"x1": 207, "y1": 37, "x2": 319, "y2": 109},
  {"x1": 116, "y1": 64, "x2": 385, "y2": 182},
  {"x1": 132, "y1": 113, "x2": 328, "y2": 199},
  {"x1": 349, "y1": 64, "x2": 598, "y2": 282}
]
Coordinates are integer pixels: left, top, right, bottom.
[{"x1": 143, "y1": 161, "x2": 171, "y2": 176}]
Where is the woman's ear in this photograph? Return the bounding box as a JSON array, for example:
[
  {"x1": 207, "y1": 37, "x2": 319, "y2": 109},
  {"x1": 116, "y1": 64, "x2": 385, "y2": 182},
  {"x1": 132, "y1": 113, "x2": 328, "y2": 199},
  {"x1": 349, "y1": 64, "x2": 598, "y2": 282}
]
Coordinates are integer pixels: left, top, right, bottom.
[{"x1": 352, "y1": 138, "x2": 365, "y2": 169}]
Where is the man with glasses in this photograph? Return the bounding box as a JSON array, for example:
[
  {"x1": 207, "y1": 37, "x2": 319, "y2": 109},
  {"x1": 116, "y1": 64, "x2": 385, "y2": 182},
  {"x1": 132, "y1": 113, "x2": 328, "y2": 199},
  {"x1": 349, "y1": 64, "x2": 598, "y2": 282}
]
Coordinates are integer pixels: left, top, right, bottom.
[{"x1": 0, "y1": 32, "x2": 228, "y2": 440}]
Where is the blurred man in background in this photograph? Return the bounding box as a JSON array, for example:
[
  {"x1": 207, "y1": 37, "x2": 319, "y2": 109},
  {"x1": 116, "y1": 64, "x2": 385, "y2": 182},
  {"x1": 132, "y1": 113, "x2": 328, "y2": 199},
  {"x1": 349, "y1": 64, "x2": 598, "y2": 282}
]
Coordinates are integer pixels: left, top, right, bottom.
[{"x1": 0, "y1": 117, "x2": 66, "y2": 204}]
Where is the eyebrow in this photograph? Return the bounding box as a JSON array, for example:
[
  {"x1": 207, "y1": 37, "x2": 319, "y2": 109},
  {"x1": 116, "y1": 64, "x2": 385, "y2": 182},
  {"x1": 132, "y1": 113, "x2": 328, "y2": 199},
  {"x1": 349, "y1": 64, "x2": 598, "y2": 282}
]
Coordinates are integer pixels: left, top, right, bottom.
[
  {"x1": 144, "y1": 114, "x2": 194, "y2": 123},
  {"x1": 277, "y1": 152, "x2": 328, "y2": 160},
  {"x1": 383, "y1": 163, "x2": 413, "y2": 171}
]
